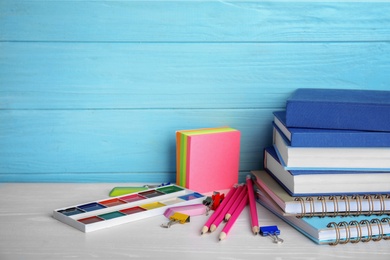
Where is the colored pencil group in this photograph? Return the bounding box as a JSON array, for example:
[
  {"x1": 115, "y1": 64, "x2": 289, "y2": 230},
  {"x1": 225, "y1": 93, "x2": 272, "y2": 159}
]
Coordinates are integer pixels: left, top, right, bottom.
[{"x1": 201, "y1": 176, "x2": 259, "y2": 241}]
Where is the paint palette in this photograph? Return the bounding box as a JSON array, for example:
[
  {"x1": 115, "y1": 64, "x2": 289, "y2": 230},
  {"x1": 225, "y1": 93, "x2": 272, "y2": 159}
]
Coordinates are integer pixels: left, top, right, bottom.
[{"x1": 53, "y1": 184, "x2": 204, "y2": 232}]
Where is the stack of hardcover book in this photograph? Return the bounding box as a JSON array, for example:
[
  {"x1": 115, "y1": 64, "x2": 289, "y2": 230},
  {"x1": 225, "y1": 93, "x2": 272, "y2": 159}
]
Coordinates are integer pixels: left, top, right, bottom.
[{"x1": 252, "y1": 88, "x2": 390, "y2": 245}]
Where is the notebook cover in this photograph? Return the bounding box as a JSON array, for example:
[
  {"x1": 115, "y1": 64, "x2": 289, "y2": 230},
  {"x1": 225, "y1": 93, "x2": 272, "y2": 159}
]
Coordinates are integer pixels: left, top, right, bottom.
[
  {"x1": 274, "y1": 111, "x2": 390, "y2": 147},
  {"x1": 285, "y1": 88, "x2": 390, "y2": 131}
]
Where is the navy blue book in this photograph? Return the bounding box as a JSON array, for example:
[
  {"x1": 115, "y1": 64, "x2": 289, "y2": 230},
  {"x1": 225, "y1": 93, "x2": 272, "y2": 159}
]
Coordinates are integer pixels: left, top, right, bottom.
[
  {"x1": 285, "y1": 88, "x2": 390, "y2": 132},
  {"x1": 274, "y1": 111, "x2": 390, "y2": 147}
]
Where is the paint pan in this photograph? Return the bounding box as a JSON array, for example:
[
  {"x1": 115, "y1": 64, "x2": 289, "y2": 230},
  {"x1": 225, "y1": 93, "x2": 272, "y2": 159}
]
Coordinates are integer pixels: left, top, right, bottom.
[
  {"x1": 160, "y1": 197, "x2": 186, "y2": 206},
  {"x1": 119, "y1": 194, "x2": 146, "y2": 203},
  {"x1": 178, "y1": 192, "x2": 204, "y2": 201},
  {"x1": 78, "y1": 216, "x2": 104, "y2": 224},
  {"x1": 138, "y1": 190, "x2": 165, "y2": 198},
  {"x1": 120, "y1": 206, "x2": 146, "y2": 215},
  {"x1": 98, "y1": 211, "x2": 126, "y2": 220},
  {"x1": 99, "y1": 198, "x2": 127, "y2": 207},
  {"x1": 58, "y1": 207, "x2": 85, "y2": 216},
  {"x1": 156, "y1": 185, "x2": 184, "y2": 194},
  {"x1": 140, "y1": 202, "x2": 166, "y2": 210},
  {"x1": 78, "y1": 202, "x2": 106, "y2": 212}
]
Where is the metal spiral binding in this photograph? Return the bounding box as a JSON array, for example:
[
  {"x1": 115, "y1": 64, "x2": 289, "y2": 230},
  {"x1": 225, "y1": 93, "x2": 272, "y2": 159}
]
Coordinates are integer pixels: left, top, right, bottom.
[
  {"x1": 295, "y1": 194, "x2": 390, "y2": 218},
  {"x1": 338, "y1": 221, "x2": 350, "y2": 244},
  {"x1": 371, "y1": 218, "x2": 383, "y2": 242},
  {"x1": 381, "y1": 217, "x2": 390, "y2": 240},
  {"x1": 360, "y1": 219, "x2": 372, "y2": 243},
  {"x1": 348, "y1": 220, "x2": 362, "y2": 244},
  {"x1": 318, "y1": 196, "x2": 327, "y2": 218},
  {"x1": 326, "y1": 222, "x2": 340, "y2": 246},
  {"x1": 351, "y1": 195, "x2": 362, "y2": 216},
  {"x1": 329, "y1": 196, "x2": 339, "y2": 217},
  {"x1": 306, "y1": 197, "x2": 314, "y2": 218},
  {"x1": 326, "y1": 217, "x2": 390, "y2": 245},
  {"x1": 375, "y1": 194, "x2": 390, "y2": 215},
  {"x1": 364, "y1": 195, "x2": 374, "y2": 216},
  {"x1": 294, "y1": 197, "x2": 305, "y2": 218},
  {"x1": 340, "y1": 195, "x2": 350, "y2": 216},
  {"x1": 376, "y1": 194, "x2": 385, "y2": 215}
]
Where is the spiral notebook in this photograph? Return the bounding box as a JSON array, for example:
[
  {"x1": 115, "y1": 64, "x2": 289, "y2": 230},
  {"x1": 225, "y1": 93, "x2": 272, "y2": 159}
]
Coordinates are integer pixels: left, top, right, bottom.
[
  {"x1": 252, "y1": 170, "x2": 390, "y2": 217},
  {"x1": 256, "y1": 186, "x2": 390, "y2": 245}
]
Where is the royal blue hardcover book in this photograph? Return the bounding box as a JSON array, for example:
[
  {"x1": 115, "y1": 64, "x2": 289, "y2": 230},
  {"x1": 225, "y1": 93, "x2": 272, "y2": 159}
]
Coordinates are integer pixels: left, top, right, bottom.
[
  {"x1": 285, "y1": 88, "x2": 390, "y2": 132},
  {"x1": 274, "y1": 111, "x2": 390, "y2": 147}
]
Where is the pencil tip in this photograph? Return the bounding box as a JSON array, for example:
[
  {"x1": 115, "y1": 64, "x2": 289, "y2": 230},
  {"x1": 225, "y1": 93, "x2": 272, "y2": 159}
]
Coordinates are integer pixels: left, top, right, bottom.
[
  {"x1": 201, "y1": 226, "x2": 209, "y2": 235},
  {"x1": 253, "y1": 226, "x2": 259, "y2": 235},
  {"x1": 219, "y1": 232, "x2": 226, "y2": 241}
]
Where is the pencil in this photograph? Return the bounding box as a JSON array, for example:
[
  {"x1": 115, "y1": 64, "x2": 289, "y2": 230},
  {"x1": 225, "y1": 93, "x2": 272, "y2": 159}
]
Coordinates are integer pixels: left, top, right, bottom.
[
  {"x1": 209, "y1": 185, "x2": 243, "y2": 232},
  {"x1": 224, "y1": 184, "x2": 247, "y2": 221},
  {"x1": 219, "y1": 186, "x2": 248, "y2": 241},
  {"x1": 246, "y1": 175, "x2": 259, "y2": 235},
  {"x1": 200, "y1": 185, "x2": 237, "y2": 235}
]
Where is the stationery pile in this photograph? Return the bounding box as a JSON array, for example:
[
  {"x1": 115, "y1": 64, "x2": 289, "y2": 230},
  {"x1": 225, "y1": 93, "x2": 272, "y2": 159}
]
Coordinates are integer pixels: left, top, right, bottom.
[
  {"x1": 200, "y1": 176, "x2": 281, "y2": 242},
  {"x1": 253, "y1": 88, "x2": 390, "y2": 245},
  {"x1": 176, "y1": 127, "x2": 240, "y2": 193}
]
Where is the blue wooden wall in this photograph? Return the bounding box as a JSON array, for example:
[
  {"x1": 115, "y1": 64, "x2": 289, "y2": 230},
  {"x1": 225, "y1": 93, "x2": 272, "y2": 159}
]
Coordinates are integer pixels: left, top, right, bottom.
[{"x1": 1, "y1": 1, "x2": 390, "y2": 183}]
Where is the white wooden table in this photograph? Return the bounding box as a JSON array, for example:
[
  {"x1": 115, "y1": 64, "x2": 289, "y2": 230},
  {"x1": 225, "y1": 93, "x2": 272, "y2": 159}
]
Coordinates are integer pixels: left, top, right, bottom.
[{"x1": 1, "y1": 183, "x2": 389, "y2": 260}]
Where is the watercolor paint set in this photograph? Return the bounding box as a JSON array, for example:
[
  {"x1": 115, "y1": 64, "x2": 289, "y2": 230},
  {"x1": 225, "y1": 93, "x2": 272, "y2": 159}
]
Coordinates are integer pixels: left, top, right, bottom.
[{"x1": 53, "y1": 184, "x2": 205, "y2": 232}]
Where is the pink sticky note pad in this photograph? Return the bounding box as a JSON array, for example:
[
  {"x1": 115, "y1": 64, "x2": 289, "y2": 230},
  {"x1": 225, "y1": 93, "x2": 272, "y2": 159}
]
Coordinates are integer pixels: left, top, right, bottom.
[
  {"x1": 186, "y1": 130, "x2": 240, "y2": 193},
  {"x1": 163, "y1": 204, "x2": 207, "y2": 219}
]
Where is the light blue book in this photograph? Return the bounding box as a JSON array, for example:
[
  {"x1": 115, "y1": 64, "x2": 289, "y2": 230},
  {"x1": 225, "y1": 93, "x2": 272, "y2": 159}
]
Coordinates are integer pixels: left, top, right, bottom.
[{"x1": 256, "y1": 187, "x2": 390, "y2": 245}]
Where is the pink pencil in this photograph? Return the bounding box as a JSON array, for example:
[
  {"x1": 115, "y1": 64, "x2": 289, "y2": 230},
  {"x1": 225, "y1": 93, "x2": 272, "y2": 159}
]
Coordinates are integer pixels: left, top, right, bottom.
[
  {"x1": 246, "y1": 175, "x2": 259, "y2": 234},
  {"x1": 200, "y1": 185, "x2": 237, "y2": 234},
  {"x1": 224, "y1": 184, "x2": 247, "y2": 221},
  {"x1": 219, "y1": 186, "x2": 248, "y2": 241},
  {"x1": 209, "y1": 185, "x2": 244, "y2": 232}
]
